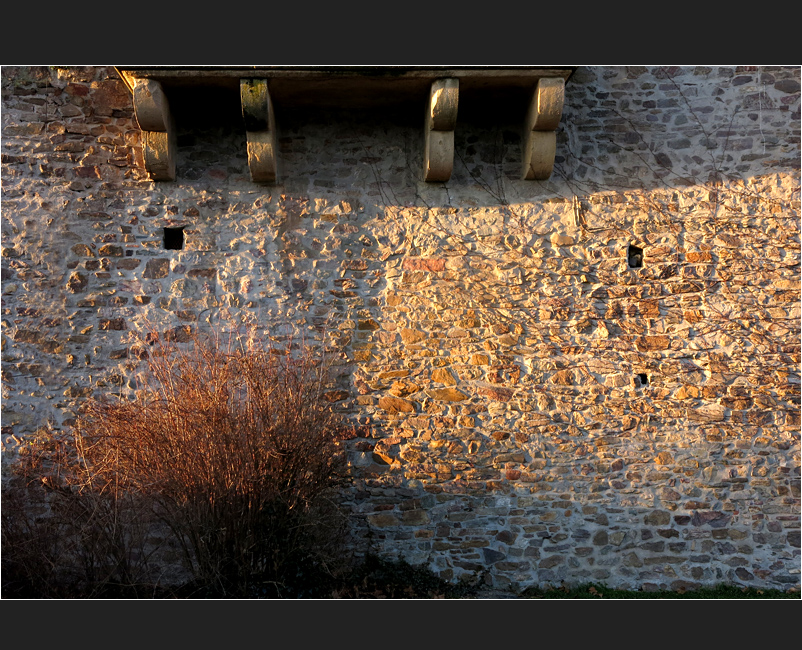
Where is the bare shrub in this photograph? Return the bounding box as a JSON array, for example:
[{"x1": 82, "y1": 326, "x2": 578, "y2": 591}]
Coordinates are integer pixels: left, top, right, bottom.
[
  {"x1": 2, "y1": 330, "x2": 352, "y2": 598},
  {"x1": 2, "y1": 429, "x2": 156, "y2": 597}
]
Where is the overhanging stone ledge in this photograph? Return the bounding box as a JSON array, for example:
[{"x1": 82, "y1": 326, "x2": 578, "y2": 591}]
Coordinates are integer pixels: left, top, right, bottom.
[{"x1": 116, "y1": 66, "x2": 575, "y2": 184}]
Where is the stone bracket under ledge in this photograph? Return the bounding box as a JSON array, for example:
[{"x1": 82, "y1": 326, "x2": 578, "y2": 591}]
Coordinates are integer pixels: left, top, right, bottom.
[
  {"x1": 116, "y1": 67, "x2": 575, "y2": 184},
  {"x1": 132, "y1": 78, "x2": 175, "y2": 181},
  {"x1": 423, "y1": 78, "x2": 459, "y2": 182},
  {"x1": 522, "y1": 77, "x2": 565, "y2": 180},
  {"x1": 241, "y1": 78, "x2": 278, "y2": 183}
]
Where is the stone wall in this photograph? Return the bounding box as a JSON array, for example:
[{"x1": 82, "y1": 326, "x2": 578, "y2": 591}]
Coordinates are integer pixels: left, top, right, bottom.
[{"x1": 2, "y1": 65, "x2": 800, "y2": 591}]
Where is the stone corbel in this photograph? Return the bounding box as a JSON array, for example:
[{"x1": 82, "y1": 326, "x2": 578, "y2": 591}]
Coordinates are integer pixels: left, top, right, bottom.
[
  {"x1": 522, "y1": 77, "x2": 565, "y2": 180},
  {"x1": 241, "y1": 79, "x2": 278, "y2": 183},
  {"x1": 423, "y1": 78, "x2": 459, "y2": 182},
  {"x1": 132, "y1": 78, "x2": 175, "y2": 181}
]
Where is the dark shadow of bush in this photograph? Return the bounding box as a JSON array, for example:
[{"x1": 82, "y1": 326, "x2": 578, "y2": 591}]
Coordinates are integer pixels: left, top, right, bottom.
[{"x1": 2, "y1": 329, "x2": 353, "y2": 599}]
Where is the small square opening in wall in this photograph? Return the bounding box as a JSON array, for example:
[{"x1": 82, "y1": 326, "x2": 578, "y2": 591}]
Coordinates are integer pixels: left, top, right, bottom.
[
  {"x1": 628, "y1": 244, "x2": 644, "y2": 268},
  {"x1": 637, "y1": 373, "x2": 649, "y2": 386},
  {"x1": 163, "y1": 227, "x2": 185, "y2": 250}
]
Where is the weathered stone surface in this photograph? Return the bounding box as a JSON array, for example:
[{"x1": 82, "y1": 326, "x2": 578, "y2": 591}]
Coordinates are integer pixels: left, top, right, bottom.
[
  {"x1": 90, "y1": 80, "x2": 129, "y2": 113},
  {"x1": 367, "y1": 513, "x2": 399, "y2": 527},
  {"x1": 483, "y1": 548, "x2": 506, "y2": 564},
  {"x1": 402, "y1": 258, "x2": 445, "y2": 272},
  {"x1": 133, "y1": 78, "x2": 170, "y2": 131},
  {"x1": 550, "y1": 369, "x2": 574, "y2": 385},
  {"x1": 687, "y1": 404, "x2": 726, "y2": 422},
  {"x1": 2, "y1": 65, "x2": 799, "y2": 594},
  {"x1": 99, "y1": 318, "x2": 125, "y2": 331},
  {"x1": 66, "y1": 272, "x2": 88, "y2": 293},
  {"x1": 71, "y1": 244, "x2": 94, "y2": 257},
  {"x1": 400, "y1": 328, "x2": 426, "y2": 344},
  {"x1": 400, "y1": 509, "x2": 430, "y2": 525},
  {"x1": 163, "y1": 325, "x2": 194, "y2": 342},
  {"x1": 550, "y1": 233, "x2": 575, "y2": 247},
  {"x1": 636, "y1": 335, "x2": 670, "y2": 351},
  {"x1": 539, "y1": 555, "x2": 564, "y2": 569},
  {"x1": 645, "y1": 511, "x2": 672, "y2": 526},
  {"x1": 389, "y1": 380, "x2": 420, "y2": 397},
  {"x1": 423, "y1": 78, "x2": 458, "y2": 182},
  {"x1": 143, "y1": 258, "x2": 170, "y2": 279},
  {"x1": 357, "y1": 319, "x2": 380, "y2": 331},
  {"x1": 691, "y1": 511, "x2": 731, "y2": 528},
  {"x1": 378, "y1": 396, "x2": 416, "y2": 413},
  {"x1": 431, "y1": 367, "x2": 457, "y2": 385},
  {"x1": 98, "y1": 244, "x2": 123, "y2": 256},
  {"x1": 477, "y1": 385, "x2": 515, "y2": 401},
  {"x1": 425, "y1": 387, "x2": 468, "y2": 402}
]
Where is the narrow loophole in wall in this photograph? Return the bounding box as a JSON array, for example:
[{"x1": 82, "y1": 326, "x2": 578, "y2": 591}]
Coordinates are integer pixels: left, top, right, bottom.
[
  {"x1": 164, "y1": 227, "x2": 185, "y2": 250},
  {"x1": 628, "y1": 244, "x2": 644, "y2": 268},
  {"x1": 637, "y1": 373, "x2": 649, "y2": 386}
]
